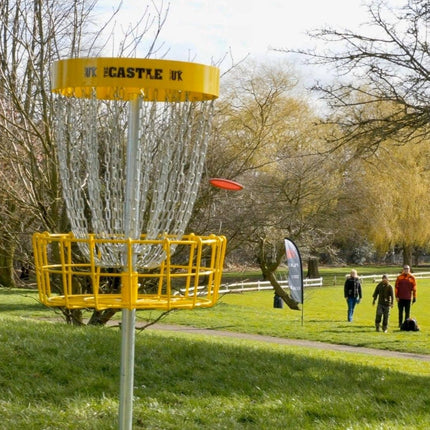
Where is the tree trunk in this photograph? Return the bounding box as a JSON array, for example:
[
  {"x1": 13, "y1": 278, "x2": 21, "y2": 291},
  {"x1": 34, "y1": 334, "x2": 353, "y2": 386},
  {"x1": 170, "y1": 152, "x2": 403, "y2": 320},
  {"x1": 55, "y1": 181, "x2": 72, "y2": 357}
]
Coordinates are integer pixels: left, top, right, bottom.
[
  {"x1": 88, "y1": 309, "x2": 118, "y2": 326},
  {"x1": 257, "y1": 238, "x2": 300, "y2": 310},
  {"x1": 61, "y1": 308, "x2": 84, "y2": 326},
  {"x1": 266, "y1": 271, "x2": 300, "y2": 310},
  {"x1": 0, "y1": 236, "x2": 16, "y2": 288},
  {"x1": 306, "y1": 257, "x2": 320, "y2": 278},
  {"x1": 402, "y1": 244, "x2": 413, "y2": 268}
]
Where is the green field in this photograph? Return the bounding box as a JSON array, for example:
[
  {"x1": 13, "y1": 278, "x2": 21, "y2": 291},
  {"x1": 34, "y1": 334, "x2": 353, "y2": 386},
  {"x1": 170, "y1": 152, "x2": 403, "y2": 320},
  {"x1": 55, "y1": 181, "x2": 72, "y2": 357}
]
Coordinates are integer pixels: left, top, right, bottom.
[
  {"x1": 0, "y1": 268, "x2": 429, "y2": 429},
  {"x1": 145, "y1": 268, "x2": 430, "y2": 355}
]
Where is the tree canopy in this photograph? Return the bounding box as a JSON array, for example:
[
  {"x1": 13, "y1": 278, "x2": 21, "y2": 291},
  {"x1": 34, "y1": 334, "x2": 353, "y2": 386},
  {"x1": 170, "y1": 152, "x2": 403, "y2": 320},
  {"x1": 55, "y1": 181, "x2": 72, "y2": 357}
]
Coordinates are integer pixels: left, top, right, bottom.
[
  {"x1": 289, "y1": 0, "x2": 430, "y2": 153},
  {"x1": 0, "y1": 0, "x2": 169, "y2": 318},
  {"x1": 280, "y1": 0, "x2": 430, "y2": 265}
]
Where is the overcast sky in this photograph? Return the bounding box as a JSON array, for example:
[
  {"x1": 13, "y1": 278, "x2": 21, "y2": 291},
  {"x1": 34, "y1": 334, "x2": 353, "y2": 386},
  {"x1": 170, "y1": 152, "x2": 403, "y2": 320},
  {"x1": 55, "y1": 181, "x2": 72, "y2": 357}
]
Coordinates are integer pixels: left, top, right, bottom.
[
  {"x1": 96, "y1": 0, "x2": 404, "y2": 79},
  {"x1": 100, "y1": 0, "x2": 366, "y2": 57},
  {"x1": 151, "y1": 0, "x2": 370, "y2": 63}
]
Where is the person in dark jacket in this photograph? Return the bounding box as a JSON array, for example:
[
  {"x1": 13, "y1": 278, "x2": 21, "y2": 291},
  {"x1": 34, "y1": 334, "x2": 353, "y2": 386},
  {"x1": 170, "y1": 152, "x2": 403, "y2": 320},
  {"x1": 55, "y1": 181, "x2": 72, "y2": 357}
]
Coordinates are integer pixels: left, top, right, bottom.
[
  {"x1": 344, "y1": 269, "x2": 362, "y2": 322},
  {"x1": 372, "y1": 274, "x2": 394, "y2": 332}
]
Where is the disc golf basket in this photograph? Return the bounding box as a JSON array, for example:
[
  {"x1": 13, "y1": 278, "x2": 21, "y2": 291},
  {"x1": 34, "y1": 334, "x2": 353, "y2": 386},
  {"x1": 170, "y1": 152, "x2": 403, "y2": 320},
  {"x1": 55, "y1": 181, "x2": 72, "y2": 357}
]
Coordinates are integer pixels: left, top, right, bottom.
[
  {"x1": 32, "y1": 57, "x2": 222, "y2": 430},
  {"x1": 33, "y1": 232, "x2": 226, "y2": 310}
]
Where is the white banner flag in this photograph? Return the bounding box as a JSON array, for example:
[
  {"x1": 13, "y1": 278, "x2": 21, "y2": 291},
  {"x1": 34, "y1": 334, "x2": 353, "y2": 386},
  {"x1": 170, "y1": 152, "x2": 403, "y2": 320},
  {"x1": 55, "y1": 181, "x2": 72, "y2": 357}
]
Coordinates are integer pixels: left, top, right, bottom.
[{"x1": 284, "y1": 238, "x2": 303, "y2": 304}]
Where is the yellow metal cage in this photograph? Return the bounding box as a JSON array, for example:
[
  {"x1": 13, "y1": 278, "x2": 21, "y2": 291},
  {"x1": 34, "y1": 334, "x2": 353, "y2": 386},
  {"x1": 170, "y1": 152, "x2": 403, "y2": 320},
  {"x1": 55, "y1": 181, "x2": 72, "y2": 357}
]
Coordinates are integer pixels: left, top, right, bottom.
[{"x1": 33, "y1": 232, "x2": 226, "y2": 311}]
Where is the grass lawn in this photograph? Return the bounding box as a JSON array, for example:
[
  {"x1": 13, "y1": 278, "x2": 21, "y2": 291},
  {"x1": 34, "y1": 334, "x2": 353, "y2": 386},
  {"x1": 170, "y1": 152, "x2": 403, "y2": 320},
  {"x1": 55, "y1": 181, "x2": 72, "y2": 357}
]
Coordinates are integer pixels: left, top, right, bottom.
[
  {"x1": 143, "y1": 270, "x2": 430, "y2": 355},
  {"x1": 0, "y1": 267, "x2": 429, "y2": 429}
]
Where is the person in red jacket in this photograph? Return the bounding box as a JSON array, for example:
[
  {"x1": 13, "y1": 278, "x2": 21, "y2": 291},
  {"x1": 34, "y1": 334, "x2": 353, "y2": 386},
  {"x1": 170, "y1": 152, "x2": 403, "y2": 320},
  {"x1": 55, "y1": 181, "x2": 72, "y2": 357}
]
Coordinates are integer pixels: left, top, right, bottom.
[{"x1": 395, "y1": 265, "x2": 417, "y2": 329}]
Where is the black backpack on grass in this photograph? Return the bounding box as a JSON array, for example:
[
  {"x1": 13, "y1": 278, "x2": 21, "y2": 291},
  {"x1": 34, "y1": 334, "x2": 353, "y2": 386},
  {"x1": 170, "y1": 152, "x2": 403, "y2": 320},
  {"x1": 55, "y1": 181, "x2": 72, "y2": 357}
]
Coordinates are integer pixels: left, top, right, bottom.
[{"x1": 400, "y1": 318, "x2": 419, "y2": 332}]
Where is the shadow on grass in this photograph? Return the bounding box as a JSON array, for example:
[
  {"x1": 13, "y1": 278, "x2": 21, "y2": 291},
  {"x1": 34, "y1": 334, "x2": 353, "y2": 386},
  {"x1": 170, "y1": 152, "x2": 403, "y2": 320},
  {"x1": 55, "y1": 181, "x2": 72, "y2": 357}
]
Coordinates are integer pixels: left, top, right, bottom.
[
  {"x1": 322, "y1": 324, "x2": 374, "y2": 334},
  {"x1": 0, "y1": 303, "x2": 46, "y2": 313},
  {"x1": 0, "y1": 319, "x2": 429, "y2": 429},
  {"x1": 0, "y1": 288, "x2": 48, "y2": 315}
]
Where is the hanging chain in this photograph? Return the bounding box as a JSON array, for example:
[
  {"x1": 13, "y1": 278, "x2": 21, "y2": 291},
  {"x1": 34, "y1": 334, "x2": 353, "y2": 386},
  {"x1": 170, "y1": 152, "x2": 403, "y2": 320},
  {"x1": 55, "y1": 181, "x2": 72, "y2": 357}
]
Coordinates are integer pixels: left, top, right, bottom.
[{"x1": 55, "y1": 92, "x2": 214, "y2": 268}]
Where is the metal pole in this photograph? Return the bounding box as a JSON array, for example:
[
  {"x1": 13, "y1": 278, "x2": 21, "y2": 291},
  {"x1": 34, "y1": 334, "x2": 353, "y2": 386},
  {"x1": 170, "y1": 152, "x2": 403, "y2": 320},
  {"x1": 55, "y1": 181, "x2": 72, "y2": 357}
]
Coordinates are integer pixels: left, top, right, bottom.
[
  {"x1": 119, "y1": 308, "x2": 136, "y2": 430},
  {"x1": 119, "y1": 96, "x2": 141, "y2": 430},
  {"x1": 301, "y1": 302, "x2": 304, "y2": 327}
]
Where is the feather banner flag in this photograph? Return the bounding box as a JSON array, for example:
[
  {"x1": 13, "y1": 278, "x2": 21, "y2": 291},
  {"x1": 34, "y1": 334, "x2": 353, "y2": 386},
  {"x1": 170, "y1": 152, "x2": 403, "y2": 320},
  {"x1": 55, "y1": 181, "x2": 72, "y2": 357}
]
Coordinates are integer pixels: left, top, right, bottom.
[{"x1": 284, "y1": 238, "x2": 303, "y2": 304}]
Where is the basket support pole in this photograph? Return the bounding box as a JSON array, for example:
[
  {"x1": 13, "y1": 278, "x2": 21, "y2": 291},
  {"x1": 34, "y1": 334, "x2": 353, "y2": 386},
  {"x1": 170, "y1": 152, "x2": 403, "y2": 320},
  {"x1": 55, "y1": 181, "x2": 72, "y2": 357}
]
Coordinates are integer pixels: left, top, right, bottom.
[{"x1": 119, "y1": 96, "x2": 141, "y2": 430}]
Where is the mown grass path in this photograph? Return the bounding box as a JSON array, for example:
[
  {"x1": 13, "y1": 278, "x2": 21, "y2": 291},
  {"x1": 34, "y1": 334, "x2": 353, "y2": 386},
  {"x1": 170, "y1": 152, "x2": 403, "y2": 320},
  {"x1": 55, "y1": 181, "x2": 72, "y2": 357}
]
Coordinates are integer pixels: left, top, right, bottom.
[{"x1": 146, "y1": 323, "x2": 430, "y2": 361}]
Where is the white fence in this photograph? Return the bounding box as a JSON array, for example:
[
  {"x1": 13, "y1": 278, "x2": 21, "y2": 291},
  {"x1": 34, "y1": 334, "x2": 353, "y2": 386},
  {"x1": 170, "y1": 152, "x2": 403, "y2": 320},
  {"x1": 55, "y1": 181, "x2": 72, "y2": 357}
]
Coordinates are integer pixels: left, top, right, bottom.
[
  {"x1": 178, "y1": 271, "x2": 430, "y2": 296},
  {"x1": 218, "y1": 277, "x2": 323, "y2": 294},
  {"x1": 177, "y1": 277, "x2": 323, "y2": 296},
  {"x1": 350, "y1": 272, "x2": 430, "y2": 283}
]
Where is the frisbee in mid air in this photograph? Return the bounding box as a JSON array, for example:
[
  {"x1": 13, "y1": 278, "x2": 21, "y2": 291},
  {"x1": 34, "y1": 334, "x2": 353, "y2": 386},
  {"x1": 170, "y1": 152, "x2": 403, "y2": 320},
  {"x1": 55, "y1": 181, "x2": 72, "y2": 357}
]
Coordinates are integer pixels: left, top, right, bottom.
[{"x1": 209, "y1": 178, "x2": 243, "y2": 191}]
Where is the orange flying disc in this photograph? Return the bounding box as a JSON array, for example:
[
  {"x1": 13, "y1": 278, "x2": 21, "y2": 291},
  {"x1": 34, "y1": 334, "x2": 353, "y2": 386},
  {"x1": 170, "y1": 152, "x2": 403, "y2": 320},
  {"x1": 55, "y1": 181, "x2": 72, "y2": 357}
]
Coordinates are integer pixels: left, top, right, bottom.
[{"x1": 209, "y1": 178, "x2": 243, "y2": 191}]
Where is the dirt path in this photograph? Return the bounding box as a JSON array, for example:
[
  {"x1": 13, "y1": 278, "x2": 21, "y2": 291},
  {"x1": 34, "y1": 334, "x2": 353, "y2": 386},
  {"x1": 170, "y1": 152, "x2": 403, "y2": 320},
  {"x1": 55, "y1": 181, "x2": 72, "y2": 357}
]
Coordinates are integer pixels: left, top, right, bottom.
[{"x1": 144, "y1": 323, "x2": 430, "y2": 362}]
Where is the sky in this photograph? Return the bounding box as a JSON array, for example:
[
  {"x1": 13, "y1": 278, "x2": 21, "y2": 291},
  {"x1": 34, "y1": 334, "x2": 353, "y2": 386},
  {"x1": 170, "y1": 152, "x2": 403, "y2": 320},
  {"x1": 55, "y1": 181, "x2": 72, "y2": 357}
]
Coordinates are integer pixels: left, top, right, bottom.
[
  {"x1": 96, "y1": 0, "x2": 403, "y2": 79},
  {"x1": 153, "y1": 0, "x2": 370, "y2": 63},
  {"x1": 98, "y1": 1, "x2": 367, "y2": 58}
]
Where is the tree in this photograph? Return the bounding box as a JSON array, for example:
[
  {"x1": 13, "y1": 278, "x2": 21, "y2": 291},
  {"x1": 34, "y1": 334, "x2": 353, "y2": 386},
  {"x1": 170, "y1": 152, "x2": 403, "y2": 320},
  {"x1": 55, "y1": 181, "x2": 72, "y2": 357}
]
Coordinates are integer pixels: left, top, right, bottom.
[
  {"x1": 191, "y1": 61, "x2": 342, "y2": 308},
  {"x1": 190, "y1": 60, "x2": 304, "y2": 256},
  {"x1": 281, "y1": 0, "x2": 430, "y2": 264},
  {"x1": 0, "y1": 1, "x2": 168, "y2": 323},
  {"x1": 288, "y1": 0, "x2": 430, "y2": 153},
  {"x1": 0, "y1": 0, "x2": 76, "y2": 287},
  {"x1": 336, "y1": 138, "x2": 430, "y2": 266}
]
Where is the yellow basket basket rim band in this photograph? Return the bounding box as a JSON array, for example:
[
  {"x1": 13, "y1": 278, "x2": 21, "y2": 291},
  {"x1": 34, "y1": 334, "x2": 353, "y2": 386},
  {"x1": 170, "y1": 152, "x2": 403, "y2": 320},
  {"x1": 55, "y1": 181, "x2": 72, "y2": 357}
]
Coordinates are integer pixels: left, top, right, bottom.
[{"x1": 51, "y1": 58, "x2": 220, "y2": 101}]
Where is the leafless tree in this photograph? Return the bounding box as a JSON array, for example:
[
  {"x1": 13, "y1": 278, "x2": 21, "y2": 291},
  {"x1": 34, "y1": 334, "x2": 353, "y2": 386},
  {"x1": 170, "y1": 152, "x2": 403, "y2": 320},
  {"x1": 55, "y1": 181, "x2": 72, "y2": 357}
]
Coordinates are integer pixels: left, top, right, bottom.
[
  {"x1": 284, "y1": 0, "x2": 430, "y2": 155},
  {"x1": 0, "y1": 0, "x2": 168, "y2": 323},
  {"x1": 190, "y1": 61, "x2": 341, "y2": 309}
]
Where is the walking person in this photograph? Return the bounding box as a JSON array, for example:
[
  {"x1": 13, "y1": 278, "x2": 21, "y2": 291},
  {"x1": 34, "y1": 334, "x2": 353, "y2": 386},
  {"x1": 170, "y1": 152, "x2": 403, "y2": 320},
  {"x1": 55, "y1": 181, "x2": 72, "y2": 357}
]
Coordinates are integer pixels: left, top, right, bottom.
[
  {"x1": 395, "y1": 265, "x2": 417, "y2": 329},
  {"x1": 372, "y1": 275, "x2": 394, "y2": 332},
  {"x1": 344, "y1": 269, "x2": 362, "y2": 322}
]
